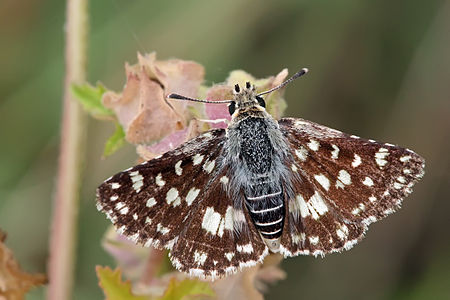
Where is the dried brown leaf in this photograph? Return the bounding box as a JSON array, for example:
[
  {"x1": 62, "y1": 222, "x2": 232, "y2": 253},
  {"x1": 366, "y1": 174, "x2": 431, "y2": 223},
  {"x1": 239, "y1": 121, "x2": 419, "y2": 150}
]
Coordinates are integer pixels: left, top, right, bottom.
[
  {"x1": 137, "y1": 119, "x2": 204, "y2": 160},
  {"x1": 0, "y1": 230, "x2": 47, "y2": 300},
  {"x1": 102, "y1": 52, "x2": 205, "y2": 145}
]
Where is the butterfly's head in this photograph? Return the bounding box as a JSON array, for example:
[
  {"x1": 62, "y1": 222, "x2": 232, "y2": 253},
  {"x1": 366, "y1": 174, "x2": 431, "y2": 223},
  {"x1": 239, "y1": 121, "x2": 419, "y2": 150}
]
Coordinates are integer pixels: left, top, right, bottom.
[{"x1": 228, "y1": 82, "x2": 266, "y2": 117}]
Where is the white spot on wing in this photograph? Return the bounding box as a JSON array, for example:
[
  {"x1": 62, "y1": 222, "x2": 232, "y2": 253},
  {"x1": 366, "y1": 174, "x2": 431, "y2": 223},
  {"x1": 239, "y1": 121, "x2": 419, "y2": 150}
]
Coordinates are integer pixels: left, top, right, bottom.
[
  {"x1": 352, "y1": 154, "x2": 362, "y2": 168},
  {"x1": 295, "y1": 146, "x2": 308, "y2": 161},
  {"x1": 186, "y1": 187, "x2": 200, "y2": 206},
  {"x1": 362, "y1": 176, "x2": 374, "y2": 186},
  {"x1": 194, "y1": 250, "x2": 208, "y2": 266},
  {"x1": 331, "y1": 144, "x2": 340, "y2": 159},
  {"x1": 155, "y1": 173, "x2": 165, "y2": 187},
  {"x1": 236, "y1": 243, "x2": 253, "y2": 253},
  {"x1": 336, "y1": 224, "x2": 349, "y2": 240},
  {"x1": 220, "y1": 176, "x2": 229, "y2": 185},
  {"x1": 224, "y1": 206, "x2": 233, "y2": 231},
  {"x1": 217, "y1": 219, "x2": 225, "y2": 237},
  {"x1": 192, "y1": 154, "x2": 204, "y2": 165},
  {"x1": 119, "y1": 206, "x2": 129, "y2": 215},
  {"x1": 397, "y1": 176, "x2": 406, "y2": 183},
  {"x1": 309, "y1": 236, "x2": 319, "y2": 245},
  {"x1": 110, "y1": 195, "x2": 118, "y2": 201},
  {"x1": 296, "y1": 192, "x2": 328, "y2": 220},
  {"x1": 292, "y1": 233, "x2": 306, "y2": 244},
  {"x1": 394, "y1": 182, "x2": 403, "y2": 189},
  {"x1": 314, "y1": 174, "x2": 330, "y2": 191},
  {"x1": 400, "y1": 155, "x2": 411, "y2": 162},
  {"x1": 111, "y1": 183, "x2": 120, "y2": 189},
  {"x1": 201, "y1": 207, "x2": 222, "y2": 235},
  {"x1": 156, "y1": 223, "x2": 170, "y2": 235},
  {"x1": 146, "y1": 197, "x2": 156, "y2": 207},
  {"x1": 166, "y1": 188, "x2": 181, "y2": 207},
  {"x1": 308, "y1": 191, "x2": 329, "y2": 219},
  {"x1": 130, "y1": 171, "x2": 144, "y2": 193},
  {"x1": 335, "y1": 181, "x2": 345, "y2": 189},
  {"x1": 296, "y1": 195, "x2": 310, "y2": 218},
  {"x1": 375, "y1": 148, "x2": 390, "y2": 167},
  {"x1": 175, "y1": 160, "x2": 183, "y2": 176},
  {"x1": 352, "y1": 203, "x2": 366, "y2": 215},
  {"x1": 203, "y1": 159, "x2": 215, "y2": 174},
  {"x1": 225, "y1": 252, "x2": 234, "y2": 261},
  {"x1": 307, "y1": 139, "x2": 320, "y2": 151},
  {"x1": 337, "y1": 170, "x2": 352, "y2": 186}
]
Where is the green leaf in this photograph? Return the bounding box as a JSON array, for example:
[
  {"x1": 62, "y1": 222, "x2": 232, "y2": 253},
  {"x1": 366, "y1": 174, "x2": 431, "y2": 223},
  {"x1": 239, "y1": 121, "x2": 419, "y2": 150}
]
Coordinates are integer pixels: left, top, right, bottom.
[
  {"x1": 96, "y1": 266, "x2": 149, "y2": 300},
  {"x1": 71, "y1": 82, "x2": 114, "y2": 118},
  {"x1": 160, "y1": 278, "x2": 215, "y2": 300},
  {"x1": 103, "y1": 123, "x2": 126, "y2": 157}
]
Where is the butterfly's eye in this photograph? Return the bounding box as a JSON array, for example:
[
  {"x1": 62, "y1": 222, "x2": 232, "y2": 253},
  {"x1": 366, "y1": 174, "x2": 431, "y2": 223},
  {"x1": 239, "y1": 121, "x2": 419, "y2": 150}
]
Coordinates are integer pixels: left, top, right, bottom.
[
  {"x1": 256, "y1": 96, "x2": 265, "y2": 108},
  {"x1": 228, "y1": 101, "x2": 236, "y2": 115}
]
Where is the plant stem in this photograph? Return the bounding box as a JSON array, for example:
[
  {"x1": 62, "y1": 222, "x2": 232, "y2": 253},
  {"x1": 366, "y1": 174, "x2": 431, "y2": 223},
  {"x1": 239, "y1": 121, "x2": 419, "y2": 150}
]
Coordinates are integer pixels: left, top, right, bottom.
[{"x1": 48, "y1": 0, "x2": 88, "y2": 299}]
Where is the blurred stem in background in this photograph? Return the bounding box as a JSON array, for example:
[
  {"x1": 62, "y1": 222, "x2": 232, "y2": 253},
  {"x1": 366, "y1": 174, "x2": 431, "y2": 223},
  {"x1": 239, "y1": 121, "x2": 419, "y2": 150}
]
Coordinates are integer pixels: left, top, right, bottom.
[{"x1": 47, "y1": 0, "x2": 88, "y2": 299}]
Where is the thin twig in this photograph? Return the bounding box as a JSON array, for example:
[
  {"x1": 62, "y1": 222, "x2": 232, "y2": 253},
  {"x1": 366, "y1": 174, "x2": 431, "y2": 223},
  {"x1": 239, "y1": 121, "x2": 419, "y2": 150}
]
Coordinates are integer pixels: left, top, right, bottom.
[{"x1": 47, "y1": 0, "x2": 88, "y2": 299}]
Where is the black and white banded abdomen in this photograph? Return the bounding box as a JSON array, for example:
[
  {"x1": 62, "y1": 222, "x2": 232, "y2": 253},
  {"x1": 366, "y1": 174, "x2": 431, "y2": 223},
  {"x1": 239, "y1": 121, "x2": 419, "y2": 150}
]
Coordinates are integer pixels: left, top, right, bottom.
[
  {"x1": 244, "y1": 177, "x2": 285, "y2": 241},
  {"x1": 236, "y1": 116, "x2": 286, "y2": 251}
]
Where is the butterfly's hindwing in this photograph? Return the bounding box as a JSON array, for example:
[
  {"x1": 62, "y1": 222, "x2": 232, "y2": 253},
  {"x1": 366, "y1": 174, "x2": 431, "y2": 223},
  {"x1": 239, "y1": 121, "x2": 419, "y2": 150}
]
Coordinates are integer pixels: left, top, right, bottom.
[
  {"x1": 278, "y1": 117, "x2": 425, "y2": 255},
  {"x1": 169, "y1": 174, "x2": 268, "y2": 278}
]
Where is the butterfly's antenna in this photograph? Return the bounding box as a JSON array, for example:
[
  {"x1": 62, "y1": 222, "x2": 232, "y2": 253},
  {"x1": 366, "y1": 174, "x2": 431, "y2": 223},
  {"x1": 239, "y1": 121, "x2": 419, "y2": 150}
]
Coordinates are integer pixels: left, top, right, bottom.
[
  {"x1": 257, "y1": 68, "x2": 309, "y2": 97},
  {"x1": 168, "y1": 93, "x2": 234, "y2": 104}
]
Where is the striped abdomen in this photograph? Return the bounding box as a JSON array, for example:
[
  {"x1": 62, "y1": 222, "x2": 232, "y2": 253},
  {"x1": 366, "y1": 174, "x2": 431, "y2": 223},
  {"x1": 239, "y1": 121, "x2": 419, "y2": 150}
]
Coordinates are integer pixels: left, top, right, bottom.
[{"x1": 244, "y1": 178, "x2": 285, "y2": 241}]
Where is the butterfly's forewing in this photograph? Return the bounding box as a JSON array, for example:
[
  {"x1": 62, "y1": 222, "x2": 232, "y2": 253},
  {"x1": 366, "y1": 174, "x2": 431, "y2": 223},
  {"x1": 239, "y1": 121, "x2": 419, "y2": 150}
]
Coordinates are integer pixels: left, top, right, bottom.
[
  {"x1": 278, "y1": 117, "x2": 425, "y2": 255},
  {"x1": 96, "y1": 128, "x2": 267, "y2": 279},
  {"x1": 96, "y1": 130, "x2": 226, "y2": 249}
]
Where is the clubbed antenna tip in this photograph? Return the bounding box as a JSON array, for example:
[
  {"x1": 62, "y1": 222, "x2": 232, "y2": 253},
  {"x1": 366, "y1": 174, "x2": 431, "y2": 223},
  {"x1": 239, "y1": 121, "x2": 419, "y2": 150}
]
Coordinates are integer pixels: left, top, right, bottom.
[{"x1": 257, "y1": 68, "x2": 309, "y2": 97}]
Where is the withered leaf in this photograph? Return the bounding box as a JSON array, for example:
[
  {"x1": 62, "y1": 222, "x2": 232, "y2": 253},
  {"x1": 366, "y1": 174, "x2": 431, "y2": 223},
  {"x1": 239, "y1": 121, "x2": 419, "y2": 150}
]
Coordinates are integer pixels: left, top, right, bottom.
[{"x1": 0, "y1": 230, "x2": 47, "y2": 300}]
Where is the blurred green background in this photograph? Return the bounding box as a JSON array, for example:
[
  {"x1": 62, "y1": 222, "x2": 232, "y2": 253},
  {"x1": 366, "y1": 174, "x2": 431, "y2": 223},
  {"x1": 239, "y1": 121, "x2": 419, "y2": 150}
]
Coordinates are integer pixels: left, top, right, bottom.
[{"x1": 1, "y1": 0, "x2": 449, "y2": 299}]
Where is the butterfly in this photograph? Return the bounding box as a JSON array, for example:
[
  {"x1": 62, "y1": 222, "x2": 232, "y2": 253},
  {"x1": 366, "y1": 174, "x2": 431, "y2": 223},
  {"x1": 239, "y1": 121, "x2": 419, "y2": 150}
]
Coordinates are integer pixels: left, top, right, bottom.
[{"x1": 96, "y1": 68, "x2": 425, "y2": 280}]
